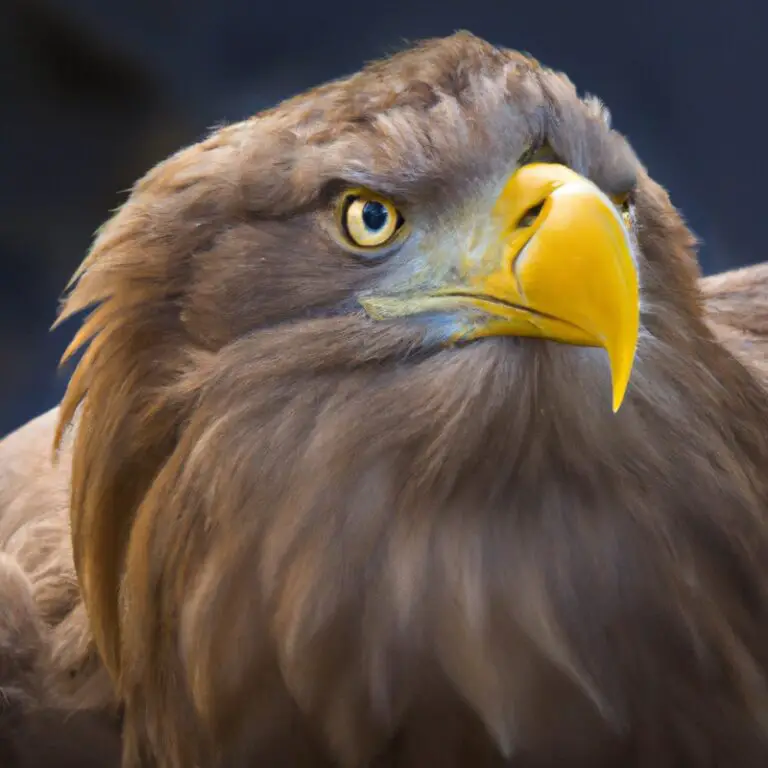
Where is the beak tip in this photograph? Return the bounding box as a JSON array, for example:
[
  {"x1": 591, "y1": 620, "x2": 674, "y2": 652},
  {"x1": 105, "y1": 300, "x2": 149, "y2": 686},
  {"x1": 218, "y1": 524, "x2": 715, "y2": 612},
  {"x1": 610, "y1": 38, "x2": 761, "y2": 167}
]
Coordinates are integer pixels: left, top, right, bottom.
[{"x1": 608, "y1": 341, "x2": 637, "y2": 414}]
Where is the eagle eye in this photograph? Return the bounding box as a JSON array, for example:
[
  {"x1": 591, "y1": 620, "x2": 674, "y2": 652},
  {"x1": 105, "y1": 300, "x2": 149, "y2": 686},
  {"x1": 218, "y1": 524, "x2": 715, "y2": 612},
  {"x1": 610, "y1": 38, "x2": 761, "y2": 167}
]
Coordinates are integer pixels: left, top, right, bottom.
[
  {"x1": 612, "y1": 191, "x2": 634, "y2": 229},
  {"x1": 338, "y1": 188, "x2": 404, "y2": 249}
]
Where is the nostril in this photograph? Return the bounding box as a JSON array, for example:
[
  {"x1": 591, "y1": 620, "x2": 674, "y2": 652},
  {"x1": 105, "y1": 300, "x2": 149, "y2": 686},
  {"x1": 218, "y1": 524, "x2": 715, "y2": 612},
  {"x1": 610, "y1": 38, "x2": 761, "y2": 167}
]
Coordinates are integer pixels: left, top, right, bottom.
[{"x1": 516, "y1": 201, "x2": 545, "y2": 229}]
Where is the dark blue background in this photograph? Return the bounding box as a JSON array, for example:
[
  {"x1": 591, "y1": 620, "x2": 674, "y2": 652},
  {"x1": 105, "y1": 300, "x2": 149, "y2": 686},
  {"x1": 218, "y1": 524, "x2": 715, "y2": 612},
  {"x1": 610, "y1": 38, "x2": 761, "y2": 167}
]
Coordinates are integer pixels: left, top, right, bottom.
[{"x1": 1, "y1": 0, "x2": 765, "y2": 435}]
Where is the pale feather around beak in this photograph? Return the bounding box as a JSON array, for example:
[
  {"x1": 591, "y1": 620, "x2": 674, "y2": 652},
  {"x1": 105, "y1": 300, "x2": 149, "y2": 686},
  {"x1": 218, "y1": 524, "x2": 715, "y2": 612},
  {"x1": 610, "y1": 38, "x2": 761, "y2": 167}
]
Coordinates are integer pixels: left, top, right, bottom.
[{"x1": 360, "y1": 163, "x2": 640, "y2": 412}]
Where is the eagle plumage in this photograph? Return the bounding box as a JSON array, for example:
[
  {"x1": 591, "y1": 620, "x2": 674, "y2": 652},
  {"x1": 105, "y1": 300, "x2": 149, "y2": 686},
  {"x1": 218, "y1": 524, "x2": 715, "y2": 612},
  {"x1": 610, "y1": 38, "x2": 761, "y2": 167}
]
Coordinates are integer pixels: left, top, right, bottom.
[{"x1": 3, "y1": 31, "x2": 768, "y2": 768}]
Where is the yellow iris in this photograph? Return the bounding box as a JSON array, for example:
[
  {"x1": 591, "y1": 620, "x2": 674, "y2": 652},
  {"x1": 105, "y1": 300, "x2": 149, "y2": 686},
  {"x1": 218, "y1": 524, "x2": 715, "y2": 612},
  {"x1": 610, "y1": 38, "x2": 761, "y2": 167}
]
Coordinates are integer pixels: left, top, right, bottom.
[{"x1": 339, "y1": 189, "x2": 403, "y2": 248}]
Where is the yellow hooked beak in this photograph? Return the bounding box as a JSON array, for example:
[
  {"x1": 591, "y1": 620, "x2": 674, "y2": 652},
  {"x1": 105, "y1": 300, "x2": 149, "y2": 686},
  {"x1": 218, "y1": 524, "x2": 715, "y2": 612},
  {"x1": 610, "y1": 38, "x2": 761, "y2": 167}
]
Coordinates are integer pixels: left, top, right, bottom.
[{"x1": 360, "y1": 163, "x2": 639, "y2": 412}]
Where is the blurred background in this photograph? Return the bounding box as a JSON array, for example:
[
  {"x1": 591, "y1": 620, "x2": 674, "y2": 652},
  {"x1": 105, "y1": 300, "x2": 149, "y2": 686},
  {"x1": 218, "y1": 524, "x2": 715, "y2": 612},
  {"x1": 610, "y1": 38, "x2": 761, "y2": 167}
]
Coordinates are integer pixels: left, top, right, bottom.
[{"x1": 1, "y1": 0, "x2": 765, "y2": 435}]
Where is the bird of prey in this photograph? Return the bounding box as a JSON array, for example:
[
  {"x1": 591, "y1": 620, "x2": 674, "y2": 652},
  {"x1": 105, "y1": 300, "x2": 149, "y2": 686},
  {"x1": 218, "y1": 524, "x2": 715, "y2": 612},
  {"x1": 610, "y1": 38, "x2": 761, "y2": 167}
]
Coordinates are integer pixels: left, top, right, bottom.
[{"x1": 3, "y1": 30, "x2": 768, "y2": 768}]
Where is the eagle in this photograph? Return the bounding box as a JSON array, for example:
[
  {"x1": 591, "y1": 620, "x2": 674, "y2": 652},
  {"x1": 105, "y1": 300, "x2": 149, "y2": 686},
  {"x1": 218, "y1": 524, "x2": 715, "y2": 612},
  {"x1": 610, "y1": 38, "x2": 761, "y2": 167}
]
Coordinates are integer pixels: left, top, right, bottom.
[{"x1": 3, "y1": 30, "x2": 768, "y2": 768}]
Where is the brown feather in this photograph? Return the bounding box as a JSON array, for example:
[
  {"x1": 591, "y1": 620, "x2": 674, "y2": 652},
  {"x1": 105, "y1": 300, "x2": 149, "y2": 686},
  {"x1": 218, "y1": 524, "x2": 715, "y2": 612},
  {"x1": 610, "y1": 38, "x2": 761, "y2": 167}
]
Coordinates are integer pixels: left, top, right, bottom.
[{"x1": 4, "y1": 30, "x2": 768, "y2": 768}]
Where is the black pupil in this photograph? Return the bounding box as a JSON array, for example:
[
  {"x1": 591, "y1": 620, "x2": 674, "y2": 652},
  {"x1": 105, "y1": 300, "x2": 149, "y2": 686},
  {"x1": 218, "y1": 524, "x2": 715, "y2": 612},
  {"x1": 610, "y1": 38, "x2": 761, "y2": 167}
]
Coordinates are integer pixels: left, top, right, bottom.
[{"x1": 361, "y1": 201, "x2": 389, "y2": 232}]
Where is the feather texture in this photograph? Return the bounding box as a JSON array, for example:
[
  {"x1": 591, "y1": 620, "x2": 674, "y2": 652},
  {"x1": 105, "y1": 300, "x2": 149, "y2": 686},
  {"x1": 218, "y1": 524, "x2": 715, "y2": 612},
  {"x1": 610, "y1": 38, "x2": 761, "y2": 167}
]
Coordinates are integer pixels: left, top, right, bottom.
[{"x1": 3, "y1": 31, "x2": 768, "y2": 768}]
